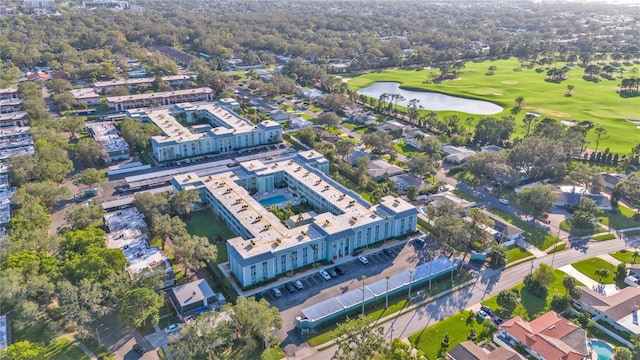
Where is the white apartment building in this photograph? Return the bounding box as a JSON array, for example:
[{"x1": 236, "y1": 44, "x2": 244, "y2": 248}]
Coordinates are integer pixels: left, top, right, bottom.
[
  {"x1": 172, "y1": 151, "x2": 419, "y2": 288},
  {"x1": 127, "y1": 102, "x2": 282, "y2": 162},
  {"x1": 106, "y1": 87, "x2": 214, "y2": 111}
]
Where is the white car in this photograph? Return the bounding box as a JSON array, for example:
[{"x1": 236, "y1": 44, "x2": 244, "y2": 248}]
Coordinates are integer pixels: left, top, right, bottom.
[
  {"x1": 358, "y1": 256, "x2": 369, "y2": 265},
  {"x1": 477, "y1": 310, "x2": 490, "y2": 320},
  {"x1": 498, "y1": 198, "x2": 509, "y2": 205},
  {"x1": 293, "y1": 280, "x2": 304, "y2": 290},
  {"x1": 319, "y1": 270, "x2": 331, "y2": 281},
  {"x1": 164, "y1": 323, "x2": 181, "y2": 334}
]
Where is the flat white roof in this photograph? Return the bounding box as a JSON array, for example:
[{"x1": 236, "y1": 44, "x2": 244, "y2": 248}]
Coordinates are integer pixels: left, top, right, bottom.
[
  {"x1": 106, "y1": 87, "x2": 214, "y2": 103},
  {"x1": 70, "y1": 88, "x2": 100, "y2": 100},
  {"x1": 94, "y1": 74, "x2": 191, "y2": 89}
]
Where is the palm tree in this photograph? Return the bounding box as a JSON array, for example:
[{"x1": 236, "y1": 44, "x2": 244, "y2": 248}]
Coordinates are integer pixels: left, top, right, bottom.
[
  {"x1": 633, "y1": 250, "x2": 639, "y2": 264},
  {"x1": 594, "y1": 126, "x2": 607, "y2": 152}
]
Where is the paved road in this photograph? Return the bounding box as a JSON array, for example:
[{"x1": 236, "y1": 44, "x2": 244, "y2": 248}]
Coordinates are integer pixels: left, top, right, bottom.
[{"x1": 302, "y1": 236, "x2": 632, "y2": 360}]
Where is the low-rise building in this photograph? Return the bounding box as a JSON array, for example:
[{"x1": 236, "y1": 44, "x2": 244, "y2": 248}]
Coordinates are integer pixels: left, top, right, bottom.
[
  {"x1": 553, "y1": 186, "x2": 612, "y2": 211},
  {"x1": 107, "y1": 87, "x2": 214, "y2": 111},
  {"x1": 0, "y1": 99, "x2": 22, "y2": 114},
  {"x1": 269, "y1": 110, "x2": 293, "y2": 124},
  {"x1": 0, "y1": 174, "x2": 13, "y2": 230},
  {"x1": 0, "y1": 126, "x2": 34, "y2": 162},
  {"x1": 86, "y1": 121, "x2": 130, "y2": 164},
  {"x1": 218, "y1": 98, "x2": 240, "y2": 110},
  {"x1": 94, "y1": 75, "x2": 193, "y2": 94},
  {"x1": 448, "y1": 341, "x2": 524, "y2": 360},
  {"x1": 442, "y1": 145, "x2": 476, "y2": 164},
  {"x1": 0, "y1": 112, "x2": 28, "y2": 128},
  {"x1": 378, "y1": 120, "x2": 404, "y2": 133},
  {"x1": 392, "y1": 174, "x2": 429, "y2": 194},
  {"x1": 172, "y1": 152, "x2": 418, "y2": 288},
  {"x1": 499, "y1": 311, "x2": 589, "y2": 360},
  {"x1": 169, "y1": 279, "x2": 226, "y2": 321},
  {"x1": 366, "y1": 159, "x2": 405, "y2": 180},
  {"x1": 299, "y1": 88, "x2": 323, "y2": 100},
  {"x1": 0, "y1": 314, "x2": 7, "y2": 352},
  {"x1": 104, "y1": 207, "x2": 147, "y2": 233},
  {"x1": 23, "y1": 0, "x2": 56, "y2": 8},
  {"x1": 82, "y1": 1, "x2": 129, "y2": 10},
  {"x1": 127, "y1": 102, "x2": 281, "y2": 162},
  {"x1": 69, "y1": 88, "x2": 101, "y2": 105},
  {"x1": 601, "y1": 173, "x2": 626, "y2": 190},
  {"x1": 575, "y1": 285, "x2": 640, "y2": 335},
  {"x1": 0, "y1": 88, "x2": 18, "y2": 100}
]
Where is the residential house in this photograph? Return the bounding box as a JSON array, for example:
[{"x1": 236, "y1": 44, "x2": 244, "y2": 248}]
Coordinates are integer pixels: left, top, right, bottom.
[
  {"x1": 553, "y1": 186, "x2": 612, "y2": 211},
  {"x1": 426, "y1": 192, "x2": 476, "y2": 214},
  {"x1": 486, "y1": 213, "x2": 524, "y2": 246},
  {"x1": 574, "y1": 285, "x2": 640, "y2": 336},
  {"x1": 350, "y1": 111, "x2": 376, "y2": 126},
  {"x1": 366, "y1": 159, "x2": 405, "y2": 180},
  {"x1": 69, "y1": 88, "x2": 101, "y2": 105},
  {"x1": 269, "y1": 110, "x2": 293, "y2": 124},
  {"x1": 26, "y1": 72, "x2": 51, "y2": 82},
  {"x1": 601, "y1": 173, "x2": 626, "y2": 190},
  {"x1": 377, "y1": 120, "x2": 404, "y2": 133},
  {"x1": 481, "y1": 145, "x2": 503, "y2": 152},
  {"x1": 299, "y1": 88, "x2": 323, "y2": 100},
  {"x1": 392, "y1": 174, "x2": 429, "y2": 195},
  {"x1": 499, "y1": 311, "x2": 589, "y2": 360},
  {"x1": 290, "y1": 116, "x2": 313, "y2": 129},
  {"x1": 347, "y1": 148, "x2": 370, "y2": 165},
  {"x1": 447, "y1": 341, "x2": 524, "y2": 360},
  {"x1": 442, "y1": 145, "x2": 476, "y2": 164},
  {"x1": 169, "y1": 279, "x2": 226, "y2": 321}
]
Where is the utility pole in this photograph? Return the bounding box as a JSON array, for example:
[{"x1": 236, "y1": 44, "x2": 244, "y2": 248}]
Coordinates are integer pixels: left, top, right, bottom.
[
  {"x1": 408, "y1": 269, "x2": 414, "y2": 299},
  {"x1": 361, "y1": 275, "x2": 367, "y2": 316},
  {"x1": 551, "y1": 229, "x2": 561, "y2": 267}
]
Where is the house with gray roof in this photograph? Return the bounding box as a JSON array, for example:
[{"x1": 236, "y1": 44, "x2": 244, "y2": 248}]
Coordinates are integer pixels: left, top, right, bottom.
[{"x1": 169, "y1": 279, "x2": 226, "y2": 321}]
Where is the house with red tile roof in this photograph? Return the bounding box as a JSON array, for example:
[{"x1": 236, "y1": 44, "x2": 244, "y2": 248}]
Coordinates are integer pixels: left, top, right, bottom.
[
  {"x1": 26, "y1": 72, "x2": 51, "y2": 82},
  {"x1": 498, "y1": 311, "x2": 589, "y2": 360},
  {"x1": 447, "y1": 341, "x2": 524, "y2": 360}
]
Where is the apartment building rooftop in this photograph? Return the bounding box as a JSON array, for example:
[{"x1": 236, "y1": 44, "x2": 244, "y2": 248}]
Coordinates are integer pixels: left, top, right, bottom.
[
  {"x1": 104, "y1": 207, "x2": 146, "y2": 233},
  {"x1": 86, "y1": 121, "x2": 130, "y2": 156},
  {"x1": 94, "y1": 74, "x2": 192, "y2": 90}
]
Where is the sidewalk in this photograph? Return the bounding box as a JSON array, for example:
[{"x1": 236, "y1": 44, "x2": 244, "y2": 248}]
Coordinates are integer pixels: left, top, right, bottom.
[
  {"x1": 515, "y1": 237, "x2": 547, "y2": 258},
  {"x1": 597, "y1": 253, "x2": 622, "y2": 266},
  {"x1": 558, "y1": 264, "x2": 620, "y2": 297}
]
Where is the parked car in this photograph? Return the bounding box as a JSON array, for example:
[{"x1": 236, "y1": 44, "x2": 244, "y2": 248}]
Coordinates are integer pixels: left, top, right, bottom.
[
  {"x1": 383, "y1": 248, "x2": 392, "y2": 256},
  {"x1": 133, "y1": 344, "x2": 146, "y2": 355},
  {"x1": 498, "y1": 198, "x2": 509, "y2": 205},
  {"x1": 480, "y1": 306, "x2": 494, "y2": 316},
  {"x1": 271, "y1": 287, "x2": 282, "y2": 298},
  {"x1": 495, "y1": 317, "x2": 505, "y2": 325},
  {"x1": 477, "y1": 310, "x2": 490, "y2": 320},
  {"x1": 414, "y1": 238, "x2": 426, "y2": 247},
  {"x1": 293, "y1": 280, "x2": 304, "y2": 290},
  {"x1": 334, "y1": 266, "x2": 345, "y2": 275},
  {"x1": 164, "y1": 324, "x2": 181, "y2": 334},
  {"x1": 284, "y1": 282, "x2": 297, "y2": 293},
  {"x1": 319, "y1": 270, "x2": 331, "y2": 280},
  {"x1": 328, "y1": 268, "x2": 338, "y2": 278},
  {"x1": 358, "y1": 256, "x2": 369, "y2": 265}
]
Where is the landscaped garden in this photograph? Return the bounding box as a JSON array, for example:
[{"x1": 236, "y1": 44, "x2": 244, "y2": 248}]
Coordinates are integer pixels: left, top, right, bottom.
[
  {"x1": 184, "y1": 209, "x2": 237, "y2": 263},
  {"x1": 488, "y1": 209, "x2": 559, "y2": 251},
  {"x1": 559, "y1": 219, "x2": 607, "y2": 237},
  {"x1": 610, "y1": 249, "x2": 640, "y2": 264},
  {"x1": 393, "y1": 141, "x2": 420, "y2": 157},
  {"x1": 571, "y1": 258, "x2": 625, "y2": 287},
  {"x1": 597, "y1": 205, "x2": 639, "y2": 230},
  {"x1": 481, "y1": 269, "x2": 573, "y2": 320},
  {"x1": 409, "y1": 310, "x2": 495, "y2": 360},
  {"x1": 347, "y1": 57, "x2": 640, "y2": 153}
]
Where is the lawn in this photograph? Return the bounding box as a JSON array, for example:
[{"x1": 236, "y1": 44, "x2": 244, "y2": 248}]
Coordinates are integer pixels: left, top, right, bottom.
[
  {"x1": 481, "y1": 269, "x2": 573, "y2": 320},
  {"x1": 590, "y1": 233, "x2": 616, "y2": 241},
  {"x1": 572, "y1": 258, "x2": 624, "y2": 287},
  {"x1": 46, "y1": 338, "x2": 91, "y2": 360},
  {"x1": 505, "y1": 246, "x2": 533, "y2": 264},
  {"x1": 488, "y1": 209, "x2": 558, "y2": 251},
  {"x1": 624, "y1": 229, "x2": 640, "y2": 237},
  {"x1": 341, "y1": 122, "x2": 359, "y2": 130},
  {"x1": 409, "y1": 310, "x2": 495, "y2": 360},
  {"x1": 347, "y1": 57, "x2": 640, "y2": 153},
  {"x1": 610, "y1": 250, "x2": 640, "y2": 264},
  {"x1": 184, "y1": 209, "x2": 237, "y2": 263},
  {"x1": 547, "y1": 243, "x2": 566, "y2": 254},
  {"x1": 559, "y1": 219, "x2": 607, "y2": 237},
  {"x1": 597, "y1": 205, "x2": 639, "y2": 230},
  {"x1": 393, "y1": 141, "x2": 420, "y2": 157},
  {"x1": 322, "y1": 125, "x2": 342, "y2": 135}
]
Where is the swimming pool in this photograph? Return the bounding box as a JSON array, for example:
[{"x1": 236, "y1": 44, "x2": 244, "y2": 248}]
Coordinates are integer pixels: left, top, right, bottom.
[
  {"x1": 260, "y1": 195, "x2": 287, "y2": 206},
  {"x1": 589, "y1": 340, "x2": 613, "y2": 360}
]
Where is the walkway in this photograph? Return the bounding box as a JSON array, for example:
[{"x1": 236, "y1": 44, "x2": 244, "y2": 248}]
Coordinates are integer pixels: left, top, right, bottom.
[
  {"x1": 558, "y1": 264, "x2": 620, "y2": 297},
  {"x1": 59, "y1": 333, "x2": 98, "y2": 360}
]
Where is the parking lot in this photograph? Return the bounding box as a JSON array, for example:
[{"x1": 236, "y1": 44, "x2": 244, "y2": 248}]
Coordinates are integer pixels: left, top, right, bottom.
[{"x1": 260, "y1": 235, "x2": 441, "y2": 353}]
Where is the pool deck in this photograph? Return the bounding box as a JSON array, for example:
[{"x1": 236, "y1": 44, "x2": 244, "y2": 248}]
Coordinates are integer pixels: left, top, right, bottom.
[{"x1": 254, "y1": 188, "x2": 301, "y2": 208}]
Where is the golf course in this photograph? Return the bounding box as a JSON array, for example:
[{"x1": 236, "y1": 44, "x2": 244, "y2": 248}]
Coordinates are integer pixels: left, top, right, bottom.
[{"x1": 347, "y1": 57, "x2": 639, "y2": 154}]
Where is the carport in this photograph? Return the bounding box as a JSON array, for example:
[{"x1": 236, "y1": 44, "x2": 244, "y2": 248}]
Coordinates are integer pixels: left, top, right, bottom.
[{"x1": 296, "y1": 257, "x2": 458, "y2": 329}]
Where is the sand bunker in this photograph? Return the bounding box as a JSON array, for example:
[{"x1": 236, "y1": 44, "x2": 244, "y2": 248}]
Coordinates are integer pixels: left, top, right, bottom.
[
  {"x1": 561, "y1": 120, "x2": 577, "y2": 126},
  {"x1": 501, "y1": 81, "x2": 518, "y2": 85}
]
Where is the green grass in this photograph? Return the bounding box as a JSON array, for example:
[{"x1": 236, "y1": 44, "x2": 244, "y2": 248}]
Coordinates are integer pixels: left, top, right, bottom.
[
  {"x1": 46, "y1": 338, "x2": 92, "y2": 360},
  {"x1": 450, "y1": 170, "x2": 479, "y2": 186},
  {"x1": 609, "y1": 250, "x2": 639, "y2": 264},
  {"x1": 409, "y1": 310, "x2": 495, "y2": 360},
  {"x1": 572, "y1": 258, "x2": 624, "y2": 286},
  {"x1": 322, "y1": 125, "x2": 342, "y2": 135},
  {"x1": 450, "y1": 189, "x2": 480, "y2": 203},
  {"x1": 299, "y1": 112, "x2": 314, "y2": 120},
  {"x1": 139, "y1": 151, "x2": 155, "y2": 165},
  {"x1": 347, "y1": 58, "x2": 640, "y2": 153},
  {"x1": 184, "y1": 209, "x2": 237, "y2": 263},
  {"x1": 307, "y1": 104, "x2": 323, "y2": 113},
  {"x1": 505, "y1": 246, "x2": 533, "y2": 263},
  {"x1": 547, "y1": 243, "x2": 566, "y2": 254},
  {"x1": 341, "y1": 122, "x2": 360, "y2": 130},
  {"x1": 559, "y1": 219, "x2": 607, "y2": 236},
  {"x1": 488, "y1": 209, "x2": 558, "y2": 251},
  {"x1": 597, "y1": 205, "x2": 639, "y2": 230},
  {"x1": 260, "y1": 347, "x2": 286, "y2": 360},
  {"x1": 591, "y1": 233, "x2": 616, "y2": 241},
  {"x1": 393, "y1": 141, "x2": 420, "y2": 156},
  {"x1": 481, "y1": 269, "x2": 573, "y2": 320}
]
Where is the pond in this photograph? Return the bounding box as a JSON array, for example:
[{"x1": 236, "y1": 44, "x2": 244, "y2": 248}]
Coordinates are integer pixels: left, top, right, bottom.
[{"x1": 356, "y1": 82, "x2": 503, "y2": 115}]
